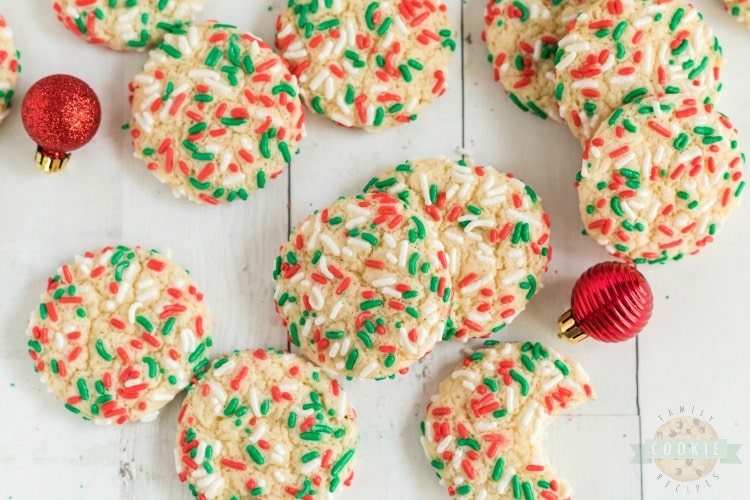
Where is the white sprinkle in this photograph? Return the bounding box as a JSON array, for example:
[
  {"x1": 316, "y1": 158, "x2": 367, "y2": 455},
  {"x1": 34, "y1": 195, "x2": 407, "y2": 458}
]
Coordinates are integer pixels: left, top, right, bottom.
[
  {"x1": 436, "y1": 435, "x2": 453, "y2": 453},
  {"x1": 320, "y1": 234, "x2": 341, "y2": 256}
]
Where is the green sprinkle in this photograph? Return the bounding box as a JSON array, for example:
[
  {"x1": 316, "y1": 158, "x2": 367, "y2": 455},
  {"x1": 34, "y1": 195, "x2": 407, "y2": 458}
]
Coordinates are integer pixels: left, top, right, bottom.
[
  {"x1": 260, "y1": 399, "x2": 271, "y2": 415},
  {"x1": 300, "y1": 431, "x2": 323, "y2": 441},
  {"x1": 95, "y1": 339, "x2": 112, "y2": 361},
  {"x1": 65, "y1": 403, "x2": 81, "y2": 414},
  {"x1": 521, "y1": 354, "x2": 535, "y2": 372},
  {"x1": 457, "y1": 438, "x2": 480, "y2": 451},
  {"x1": 77, "y1": 379, "x2": 89, "y2": 400},
  {"x1": 224, "y1": 397, "x2": 239, "y2": 416},
  {"x1": 509, "y1": 93, "x2": 529, "y2": 112},
  {"x1": 246, "y1": 445, "x2": 265, "y2": 465},
  {"x1": 360, "y1": 232, "x2": 378, "y2": 245},
  {"x1": 554, "y1": 83, "x2": 564, "y2": 101},
  {"x1": 672, "y1": 38, "x2": 688, "y2": 55},
  {"x1": 360, "y1": 300, "x2": 383, "y2": 310},
  {"x1": 408, "y1": 253, "x2": 420, "y2": 276},
  {"x1": 457, "y1": 485, "x2": 472, "y2": 496},
  {"x1": 611, "y1": 197, "x2": 624, "y2": 216},
  {"x1": 135, "y1": 315, "x2": 154, "y2": 333},
  {"x1": 357, "y1": 331, "x2": 372, "y2": 348},
  {"x1": 272, "y1": 83, "x2": 297, "y2": 97},
  {"x1": 623, "y1": 87, "x2": 648, "y2": 104},
  {"x1": 158, "y1": 43, "x2": 181, "y2": 58},
  {"x1": 554, "y1": 359, "x2": 570, "y2": 375},
  {"x1": 512, "y1": 1, "x2": 529, "y2": 21},
  {"x1": 522, "y1": 481, "x2": 534, "y2": 500},
  {"x1": 492, "y1": 457, "x2": 505, "y2": 481},
  {"x1": 144, "y1": 357, "x2": 158, "y2": 378},
  {"x1": 613, "y1": 21, "x2": 627, "y2": 40},
  {"x1": 331, "y1": 449, "x2": 355, "y2": 477},
  {"x1": 669, "y1": 7, "x2": 685, "y2": 31},
  {"x1": 204, "y1": 47, "x2": 222, "y2": 67},
  {"x1": 509, "y1": 370, "x2": 530, "y2": 396},
  {"x1": 398, "y1": 64, "x2": 412, "y2": 82},
  {"x1": 484, "y1": 378, "x2": 498, "y2": 391},
  {"x1": 345, "y1": 349, "x2": 359, "y2": 371},
  {"x1": 674, "y1": 133, "x2": 690, "y2": 151}
]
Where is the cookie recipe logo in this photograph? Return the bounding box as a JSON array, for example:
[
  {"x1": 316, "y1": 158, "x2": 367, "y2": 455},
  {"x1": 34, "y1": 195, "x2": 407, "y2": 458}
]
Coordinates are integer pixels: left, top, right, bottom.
[{"x1": 632, "y1": 405, "x2": 742, "y2": 494}]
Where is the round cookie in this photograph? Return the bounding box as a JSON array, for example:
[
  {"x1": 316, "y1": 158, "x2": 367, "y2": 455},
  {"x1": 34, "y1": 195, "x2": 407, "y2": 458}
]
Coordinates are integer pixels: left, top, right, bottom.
[
  {"x1": 129, "y1": 22, "x2": 305, "y2": 205},
  {"x1": 25, "y1": 245, "x2": 213, "y2": 425},
  {"x1": 723, "y1": 0, "x2": 750, "y2": 27},
  {"x1": 483, "y1": 0, "x2": 589, "y2": 121},
  {"x1": 52, "y1": 0, "x2": 204, "y2": 51},
  {"x1": 273, "y1": 191, "x2": 451, "y2": 379},
  {"x1": 275, "y1": 0, "x2": 457, "y2": 130},
  {"x1": 420, "y1": 341, "x2": 595, "y2": 500},
  {"x1": 577, "y1": 95, "x2": 745, "y2": 264},
  {"x1": 364, "y1": 157, "x2": 551, "y2": 341},
  {"x1": 554, "y1": 0, "x2": 724, "y2": 143},
  {"x1": 175, "y1": 348, "x2": 358, "y2": 499},
  {"x1": 0, "y1": 14, "x2": 20, "y2": 124}
]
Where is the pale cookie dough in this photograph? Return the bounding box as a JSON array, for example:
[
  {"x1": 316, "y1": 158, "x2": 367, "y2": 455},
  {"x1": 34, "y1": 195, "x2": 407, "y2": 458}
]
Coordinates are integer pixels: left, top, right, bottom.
[
  {"x1": 578, "y1": 95, "x2": 745, "y2": 264},
  {"x1": 483, "y1": 0, "x2": 590, "y2": 121},
  {"x1": 0, "y1": 14, "x2": 20, "y2": 124},
  {"x1": 52, "y1": 0, "x2": 204, "y2": 51},
  {"x1": 420, "y1": 341, "x2": 595, "y2": 500},
  {"x1": 26, "y1": 245, "x2": 213, "y2": 425},
  {"x1": 723, "y1": 0, "x2": 750, "y2": 27},
  {"x1": 273, "y1": 191, "x2": 451, "y2": 379},
  {"x1": 175, "y1": 349, "x2": 358, "y2": 500},
  {"x1": 365, "y1": 157, "x2": 551, "y2": 341},
  {"x1": 275, "y1": 0, "x2": 457, "y2": 130},
  {"x1": 555, "y1": 0, "x2": 724, "y2": 143},
  {"x1": 129, "y1": 22, "x2": 305, "y2": 205}
]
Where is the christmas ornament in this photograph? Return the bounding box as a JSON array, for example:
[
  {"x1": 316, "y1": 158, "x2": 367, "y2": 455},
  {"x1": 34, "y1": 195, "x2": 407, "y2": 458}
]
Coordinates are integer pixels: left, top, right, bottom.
[
  {"x1": 558, "y1": 261, "x2": 653, "y2": 343},
  {"x1": 21, "y1": 74, "x2": 101, "y2": 173}
]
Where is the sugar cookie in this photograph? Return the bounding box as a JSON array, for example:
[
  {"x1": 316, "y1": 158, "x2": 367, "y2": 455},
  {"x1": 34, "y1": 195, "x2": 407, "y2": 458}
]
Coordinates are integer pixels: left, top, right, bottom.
[
  {"x1": 176, "y1": 349, "x2": 358, "y2": 499},
  {"x1": 26, "y1": 245, "x2": 213, "y2": 424},
  {"x1": 364, "y1": 157, "x2": 551, "y2": 341},
  {"x1": 275, "y1": 0, "x2": 456, "y2": 130},
  {"x1": 420, "y1": 341, "x2": 595, "y2": 499},
  {"x1": 129, "y1": 22, "x2": 305, "y2": 205},
  {"x1": 555, "y1": 0, "x2": 724, "y2": 142},
  {"x1": 52, "y1": 0, "x2": 204, "y2": 51},
  {"x1": 273, "y1": 192, "x2": 451, "y2": 379},
  {"x1": 578, "y1": 95, "x2": 745, "y2": 264}
]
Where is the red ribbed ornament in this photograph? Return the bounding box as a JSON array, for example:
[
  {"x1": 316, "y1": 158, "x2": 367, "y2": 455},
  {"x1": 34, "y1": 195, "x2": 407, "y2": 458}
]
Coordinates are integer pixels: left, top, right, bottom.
[{"x1": 558, "y1": 262, "x2": 653, "y2": 343}]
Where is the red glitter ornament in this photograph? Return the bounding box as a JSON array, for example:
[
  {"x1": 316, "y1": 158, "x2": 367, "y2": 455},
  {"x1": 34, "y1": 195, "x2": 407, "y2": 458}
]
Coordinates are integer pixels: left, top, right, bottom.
[
  {"x1": 558, "y1": 261, "x2": 653, "y2": 343},
  {"x1": 21, "y1": 74, "x2": 101, "y2": 173}
]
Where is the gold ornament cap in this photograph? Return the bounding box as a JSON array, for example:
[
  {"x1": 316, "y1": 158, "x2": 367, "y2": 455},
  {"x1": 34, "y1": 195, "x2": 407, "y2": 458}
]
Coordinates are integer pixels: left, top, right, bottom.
[
  {"x1": 35, "y1": 145, "x2": 70, "y2": 173},
  {"x1": 558, "y1": 309, "x2": 588, "y2": 343}
]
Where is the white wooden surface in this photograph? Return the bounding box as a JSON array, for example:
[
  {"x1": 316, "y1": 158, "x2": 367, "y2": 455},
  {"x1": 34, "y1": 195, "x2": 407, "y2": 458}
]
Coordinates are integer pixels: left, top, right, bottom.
[{"x1": 0, "y1": 1, "x2": 747, "y2": 499}]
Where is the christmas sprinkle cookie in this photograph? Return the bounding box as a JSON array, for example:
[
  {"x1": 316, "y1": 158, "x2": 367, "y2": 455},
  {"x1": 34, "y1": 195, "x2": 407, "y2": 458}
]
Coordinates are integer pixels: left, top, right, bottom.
[
  {"x1": 0, "y1": 14, "x2": 20, "y2": 124},
  {"x1": 25, "y1": 245, "x2": 213, "y2": 425},
  {"x1": 483, "y1": 0, "x2": 589, "y2": 121},
  {"x1": 420, "y1": 341, "x2": 595, "y2": 500},
  {"x1": 129, "y1": 22, "x2": 305, "y2": 205},
  {"x1": 275, "y1": 0, "x2": 457, "y2": 130},
  {"x1": 364, "y1": 158, "x2": 551, "y2": 341},
  {"x1": 273, "y1": 191, "x2": 451, "y2": 379},
  {"x1": 723, "y1": 0, "x2": 750, "y2": 27},
  {"x1": 175, "y1": 348, "x2": 358, "y2": 499},
  {"x1": 52, "y1": 0, "x2": 204, "y2": 51},
  {"x1": 578, "y1": 95, "x2": 745, "y2": 264},
  {"x1": 554, "y1": 0, "x2": 724, "y2": 142}
]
